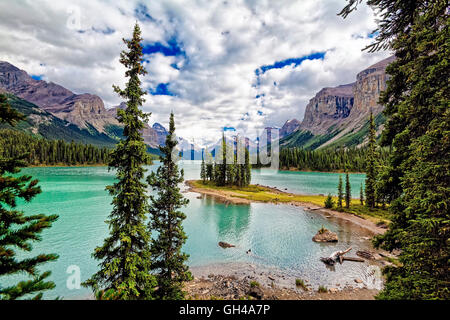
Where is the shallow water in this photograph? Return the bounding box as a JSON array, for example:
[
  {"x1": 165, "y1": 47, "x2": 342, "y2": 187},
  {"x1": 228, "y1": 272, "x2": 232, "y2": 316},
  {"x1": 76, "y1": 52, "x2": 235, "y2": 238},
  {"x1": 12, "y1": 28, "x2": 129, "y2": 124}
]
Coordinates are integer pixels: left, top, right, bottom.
[{"x1": 5, "y1": 162, "x2": 381, "y2": 299}]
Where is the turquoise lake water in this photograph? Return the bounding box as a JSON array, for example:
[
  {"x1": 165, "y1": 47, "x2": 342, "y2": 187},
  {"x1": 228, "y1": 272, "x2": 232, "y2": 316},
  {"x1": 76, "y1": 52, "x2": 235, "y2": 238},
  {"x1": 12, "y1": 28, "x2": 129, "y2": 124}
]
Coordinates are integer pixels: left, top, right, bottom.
[{"x1": 6, "y1": 162, "x2": 383, "y2": 299}]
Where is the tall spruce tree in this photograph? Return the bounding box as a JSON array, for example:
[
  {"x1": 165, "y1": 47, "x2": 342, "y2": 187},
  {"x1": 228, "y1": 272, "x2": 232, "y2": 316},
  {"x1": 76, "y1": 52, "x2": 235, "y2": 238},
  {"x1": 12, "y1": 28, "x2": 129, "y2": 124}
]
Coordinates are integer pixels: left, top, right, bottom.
[
  {"x1": 345, "y1": 173, "x2": 351, "y2": 208},
  {"x1": 200, "y1": 154, "x2": 206, "y2": 183},
  {"x1": 365, "y1": 112, "x2": 377, "y2": 208},
  {"x1": 147, "y1": 113, "x2": 192, "y2": 300},
  {"x1": 244, "y1": 148, "x2": 251, "y2": 186},
  {"x1": 340, "y1": 0, "x2": 449, "y2": 299},
  {"x1": 337, "y1": 175, "x2": 343, "y2": 209},
  {"x1": 83, "y1": 23, "x2": 155, "y2": 300},
  {"x1": 0, "y1": 94, "x2": 59, "y2": 300},
  {"x1": 218, "y1": 134, "x2": 227, "y2": 186}
]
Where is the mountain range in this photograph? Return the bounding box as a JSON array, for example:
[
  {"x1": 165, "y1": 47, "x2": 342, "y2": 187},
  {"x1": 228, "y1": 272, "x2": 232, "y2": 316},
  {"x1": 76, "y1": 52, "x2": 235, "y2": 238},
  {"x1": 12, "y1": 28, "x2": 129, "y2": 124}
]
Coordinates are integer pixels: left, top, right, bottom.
[
  {"x1": 0, "y1": 61, "x2": 167, "y2": 149},
  {"x1": 279, "y1": 56, "x2": 394, "y2": 149},
  {"x1": 0, "y1": 56, "x2": 394, "y2": 153}
]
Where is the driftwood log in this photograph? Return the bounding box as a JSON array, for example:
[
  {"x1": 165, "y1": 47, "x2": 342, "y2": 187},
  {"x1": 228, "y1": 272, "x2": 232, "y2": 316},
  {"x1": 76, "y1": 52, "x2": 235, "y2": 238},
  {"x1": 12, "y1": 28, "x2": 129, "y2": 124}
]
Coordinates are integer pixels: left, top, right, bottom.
[
  {"x1": 356, "y1": 250, "x2": 375, "y2": 260},
  {"x1": 342, "y1": 256, "x2": 365, "y2": 262},
  {"x1": 320, "y1": 247, "x2": 352, "y2": 265}
]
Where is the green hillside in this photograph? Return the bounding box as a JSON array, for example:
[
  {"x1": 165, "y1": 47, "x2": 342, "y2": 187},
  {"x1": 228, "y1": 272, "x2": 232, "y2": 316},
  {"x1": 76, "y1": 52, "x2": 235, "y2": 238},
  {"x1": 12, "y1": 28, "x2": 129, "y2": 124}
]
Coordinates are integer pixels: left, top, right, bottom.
[
  {"x1": 0, "y1": 94, "x2": 118, "y2": 147},
  {"x1": 279, "y1": 113, "x2": 385, "y2": 150}
]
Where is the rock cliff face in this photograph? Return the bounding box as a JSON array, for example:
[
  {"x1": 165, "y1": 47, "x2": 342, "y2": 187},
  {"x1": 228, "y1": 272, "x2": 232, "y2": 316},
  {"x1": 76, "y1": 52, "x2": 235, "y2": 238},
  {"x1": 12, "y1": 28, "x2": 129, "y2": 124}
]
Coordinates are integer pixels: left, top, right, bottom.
[
  {"x1": 352, "y1": 56, "x2": 394, "y2": 115},
  {"x1": 281, "y1": 56, "x2": 395, "y2": 149},
  {"x1": 300, "y1": 83, "x2": 354, "y2": 135}
]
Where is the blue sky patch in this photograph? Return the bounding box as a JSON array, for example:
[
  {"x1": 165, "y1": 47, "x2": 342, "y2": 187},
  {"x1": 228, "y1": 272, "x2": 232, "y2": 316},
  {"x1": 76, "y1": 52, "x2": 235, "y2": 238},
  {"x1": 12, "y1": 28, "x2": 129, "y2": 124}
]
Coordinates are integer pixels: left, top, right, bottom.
[
  {"x1": 256, "y1": 52, "x2": 326, "y2": 75},
  {"x1": 143, "y1": 37, "x2": 185, "y2": 58},
  {"x1": 368, "y1": 31, "x2": 379, "y2": 38},
  {"x1": 150, "y1": 83, "x2": 175, "y2": 96},
  {"x1": 31, "y1": 74, "x2": 43, "y2": 80}
]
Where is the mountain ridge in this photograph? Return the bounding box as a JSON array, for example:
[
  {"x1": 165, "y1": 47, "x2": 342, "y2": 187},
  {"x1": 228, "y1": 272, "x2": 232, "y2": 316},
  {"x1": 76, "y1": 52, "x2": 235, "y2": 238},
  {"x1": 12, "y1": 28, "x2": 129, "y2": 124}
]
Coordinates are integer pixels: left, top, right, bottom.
[
  {"x1": 280, "y1": 55, "x2": 395, "y2": 149},
  {"x1": 0, "y1": 61, "x2": 164, "y2": 148}
]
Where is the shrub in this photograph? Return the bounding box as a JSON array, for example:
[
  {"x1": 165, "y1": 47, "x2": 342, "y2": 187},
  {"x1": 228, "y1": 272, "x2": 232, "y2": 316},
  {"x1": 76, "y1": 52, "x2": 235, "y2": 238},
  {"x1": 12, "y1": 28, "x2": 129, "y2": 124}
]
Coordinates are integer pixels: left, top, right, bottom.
[
  {"x1": 250, "y1": 281, "x2": 260, "y2": 288},
  {"x1": 324, "y1": 194, "x2": 334, "y2": 208},
  {"x1": 295, "y1": 279, "x2": 307, "y2": 290},
  {"x1": 318, "y1": 226, "x2": 328, "y2": 234},
  {"x1": 318, "y1": 285, "x2": 328, "y2": 293}
]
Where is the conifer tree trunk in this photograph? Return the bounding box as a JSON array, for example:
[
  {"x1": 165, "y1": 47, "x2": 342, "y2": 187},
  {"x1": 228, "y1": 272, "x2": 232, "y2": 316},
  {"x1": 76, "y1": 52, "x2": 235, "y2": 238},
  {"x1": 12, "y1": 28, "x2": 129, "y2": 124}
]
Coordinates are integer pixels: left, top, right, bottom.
[{"x1": 365, "y1": 112, "x2": 377, "y2": 208}]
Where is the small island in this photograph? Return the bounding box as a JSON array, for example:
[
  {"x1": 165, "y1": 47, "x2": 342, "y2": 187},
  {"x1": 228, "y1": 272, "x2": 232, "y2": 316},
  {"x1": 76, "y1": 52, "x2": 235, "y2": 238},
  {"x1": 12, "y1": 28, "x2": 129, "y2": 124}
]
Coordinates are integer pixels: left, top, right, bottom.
[{"x1": 187, "y1": 179, "x2": 390, "y2": 235}]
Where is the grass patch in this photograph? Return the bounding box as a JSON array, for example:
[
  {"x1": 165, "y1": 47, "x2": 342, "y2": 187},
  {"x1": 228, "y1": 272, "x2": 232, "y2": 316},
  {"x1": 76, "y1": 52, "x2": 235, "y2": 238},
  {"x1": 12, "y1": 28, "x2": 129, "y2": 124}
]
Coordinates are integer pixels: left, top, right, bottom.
[
  {"x1": 318, "y1": 285, "x2": 328, "y2": 293},
  {"x1": 250, "y1": 281, "x2": 260, "y2": 288},
  {"x1": 190, "y1": 180, "x2": 391, "y2": 223},
  {"x1": 295, "y1": 279, "x2": 307, "y2": 290}
]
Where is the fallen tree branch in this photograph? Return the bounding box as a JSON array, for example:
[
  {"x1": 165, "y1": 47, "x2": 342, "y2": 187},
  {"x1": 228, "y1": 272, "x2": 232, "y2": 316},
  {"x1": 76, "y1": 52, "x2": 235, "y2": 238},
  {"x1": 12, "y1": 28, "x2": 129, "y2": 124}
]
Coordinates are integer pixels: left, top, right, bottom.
[{"x1": 320, "y1": 247, "x2": 352, "y2": 265}]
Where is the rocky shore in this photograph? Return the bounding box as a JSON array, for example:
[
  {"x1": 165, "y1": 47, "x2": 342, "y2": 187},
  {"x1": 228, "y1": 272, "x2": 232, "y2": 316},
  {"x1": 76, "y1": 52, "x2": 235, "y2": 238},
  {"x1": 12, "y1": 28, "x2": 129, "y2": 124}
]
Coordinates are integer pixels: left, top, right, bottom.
[{"x1": 185, "y1": 273, "x2": 379, "y2": 300}]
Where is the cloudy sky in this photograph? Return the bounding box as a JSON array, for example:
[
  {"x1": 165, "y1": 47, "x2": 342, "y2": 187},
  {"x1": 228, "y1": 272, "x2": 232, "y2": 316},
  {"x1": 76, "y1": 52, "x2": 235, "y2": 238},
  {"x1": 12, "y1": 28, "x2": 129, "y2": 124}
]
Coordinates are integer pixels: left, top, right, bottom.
[{"x1": 0, "y1": 0, "x2": 389, "y2": 145}]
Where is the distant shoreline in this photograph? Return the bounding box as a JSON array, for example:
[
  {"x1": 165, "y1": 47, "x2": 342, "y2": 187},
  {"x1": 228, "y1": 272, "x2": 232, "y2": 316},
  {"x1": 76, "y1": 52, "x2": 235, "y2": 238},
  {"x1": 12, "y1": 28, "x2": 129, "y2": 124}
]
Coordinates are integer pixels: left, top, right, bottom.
[
  {"x1": 26, "y1": 163, "x2": 108, "y2": 168},
  {"x1": 277, "y1": 167, "x2": 366, "y2": 174}
]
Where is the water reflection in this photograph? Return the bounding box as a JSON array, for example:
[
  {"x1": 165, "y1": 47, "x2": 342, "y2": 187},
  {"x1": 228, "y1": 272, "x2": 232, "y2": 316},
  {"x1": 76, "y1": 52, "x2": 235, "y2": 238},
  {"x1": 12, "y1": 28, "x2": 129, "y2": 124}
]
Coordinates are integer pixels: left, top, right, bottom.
[{"x1": 199, "y1": 196, "x2": 251, "y2": 241}]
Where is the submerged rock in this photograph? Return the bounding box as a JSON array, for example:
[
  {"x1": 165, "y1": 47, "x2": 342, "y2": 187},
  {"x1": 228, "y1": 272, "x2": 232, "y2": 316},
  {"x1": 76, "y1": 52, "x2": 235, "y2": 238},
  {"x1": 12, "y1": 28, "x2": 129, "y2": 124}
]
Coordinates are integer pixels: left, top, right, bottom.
[
  {"x1": 218, "y1": 241, "x2": 236, "y2": 248},
  {"x1": 312, "y1": 228, "x2": 338, "y2": 242}
]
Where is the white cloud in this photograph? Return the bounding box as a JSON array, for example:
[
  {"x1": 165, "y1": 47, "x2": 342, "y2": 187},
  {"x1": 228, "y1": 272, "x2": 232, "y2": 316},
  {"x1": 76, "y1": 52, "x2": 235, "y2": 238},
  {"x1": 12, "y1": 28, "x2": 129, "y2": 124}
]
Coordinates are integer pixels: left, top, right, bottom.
[{"x1": 0, "y1": 0, "x2": 390, "y2": 146}]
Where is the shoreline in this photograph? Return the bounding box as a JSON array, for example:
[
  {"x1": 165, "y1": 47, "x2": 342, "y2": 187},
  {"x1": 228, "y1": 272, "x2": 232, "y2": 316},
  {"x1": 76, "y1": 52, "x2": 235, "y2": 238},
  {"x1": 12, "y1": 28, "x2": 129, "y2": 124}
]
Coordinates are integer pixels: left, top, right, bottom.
[
  {"x1": 277, "y1": 167, "x2": 366, "y2": 174},
  {"x1": 186, "y1": 180, "x2": 387, "y2": 235}
]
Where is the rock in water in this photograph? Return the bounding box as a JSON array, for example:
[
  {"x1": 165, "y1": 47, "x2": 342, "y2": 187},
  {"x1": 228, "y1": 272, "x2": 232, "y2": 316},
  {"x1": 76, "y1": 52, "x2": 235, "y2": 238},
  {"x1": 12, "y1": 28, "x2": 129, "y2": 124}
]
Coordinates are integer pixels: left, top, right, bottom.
[
  {"x1": 312, "y1": 229, "x2": 338, "y2": 242},
  {"x1": 218, "y1": 241, "x2": 235, "y2": 248}
]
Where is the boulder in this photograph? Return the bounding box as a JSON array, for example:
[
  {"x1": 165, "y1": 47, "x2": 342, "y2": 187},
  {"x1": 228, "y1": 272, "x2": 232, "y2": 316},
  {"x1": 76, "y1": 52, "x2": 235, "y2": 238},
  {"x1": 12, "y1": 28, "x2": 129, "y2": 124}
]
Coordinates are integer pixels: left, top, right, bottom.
[{"x1": 312, "y1": 228, "x2": 338, "y2": 242}]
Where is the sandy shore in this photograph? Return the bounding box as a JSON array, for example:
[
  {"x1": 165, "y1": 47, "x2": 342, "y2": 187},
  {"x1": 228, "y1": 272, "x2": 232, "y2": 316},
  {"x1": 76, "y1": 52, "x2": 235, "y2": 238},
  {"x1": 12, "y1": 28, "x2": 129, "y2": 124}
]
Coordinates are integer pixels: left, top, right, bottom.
[{"x1": 185, "y1": 180, "x2": 387, "y2": 235}]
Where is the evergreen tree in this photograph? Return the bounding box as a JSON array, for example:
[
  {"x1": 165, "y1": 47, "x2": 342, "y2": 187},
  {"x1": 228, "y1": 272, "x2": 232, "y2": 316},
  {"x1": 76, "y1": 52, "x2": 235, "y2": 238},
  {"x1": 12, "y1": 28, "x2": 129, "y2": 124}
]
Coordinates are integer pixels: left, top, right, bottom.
[
  {"x1": 345, "y1": 173, "x2": 351, "y2": 208},
  {"x1": 217, "y1": 134, "x2": 227, "y2": 186},
  {"x1": 206, "y1": 163, "x2": 213, "y2": 181},
  {"x1": 200, "y1": 154, "x2": 206, "y2": 183},
  {"x1": 337, "y1": 175, "x2": 343, "y2": 209},
  {"x1": 147, "y1": 113, "x2": 192, "y2": 300},
  {"x1": 360, "y1": 183, "x2": 364, "y2": 205},
  {"x1": 324, "y1": 194, "x2": 334, "y2": 209},
  {"x1": 341, "y1": 0, "x2": 449, "y2": 299},
  {"x1": 244, "y1": 148, "x2": 251, "y2": 186},
  {"x1": 365, "y1": 112, "x2": 377, "y2": 208},
  {"x1": 83, "y1": 23, "x2": 155, "y2": 300},
  {"x1": 0, "y1": 94, "x2": 58, "y2": 300}
]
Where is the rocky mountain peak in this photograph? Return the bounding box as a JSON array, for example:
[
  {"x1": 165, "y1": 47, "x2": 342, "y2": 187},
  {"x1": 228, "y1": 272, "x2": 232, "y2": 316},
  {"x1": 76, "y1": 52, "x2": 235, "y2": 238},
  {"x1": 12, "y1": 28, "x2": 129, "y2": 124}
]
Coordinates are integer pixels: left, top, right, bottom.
[
  {"x1": 280, "y1": 118, "x2": 301, "y2": 138},
  {"x1": 0, "y1": 61, "x2": 21, "y2": 73}
]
